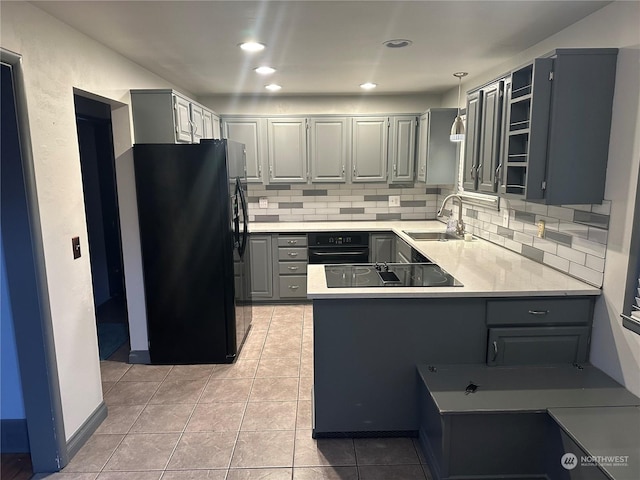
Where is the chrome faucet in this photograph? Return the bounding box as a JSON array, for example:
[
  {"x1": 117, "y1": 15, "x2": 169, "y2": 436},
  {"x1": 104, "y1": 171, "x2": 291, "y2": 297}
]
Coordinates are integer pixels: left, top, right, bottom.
[{"x1": 437, "y1": 194, "x2": 465, "y2": 236}]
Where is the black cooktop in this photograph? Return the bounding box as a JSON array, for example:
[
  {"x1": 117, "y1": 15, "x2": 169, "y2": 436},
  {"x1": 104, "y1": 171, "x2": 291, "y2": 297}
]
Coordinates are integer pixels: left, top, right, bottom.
[{"x1": 324, "y1": 263, "x2": 464, "y2": 288}]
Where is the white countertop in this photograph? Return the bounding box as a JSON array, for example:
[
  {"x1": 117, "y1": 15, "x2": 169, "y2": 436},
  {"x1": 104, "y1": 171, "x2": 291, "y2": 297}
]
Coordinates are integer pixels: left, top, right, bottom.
[{"x1": 250, "y1": 220, "x2": 602, "y2": 299}]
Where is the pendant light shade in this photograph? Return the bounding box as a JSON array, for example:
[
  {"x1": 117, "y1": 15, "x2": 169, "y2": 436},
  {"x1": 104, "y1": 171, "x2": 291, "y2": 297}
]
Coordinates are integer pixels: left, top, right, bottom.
[{"x1": 450, "y1": 72, "x2": 468, "y2": 142}]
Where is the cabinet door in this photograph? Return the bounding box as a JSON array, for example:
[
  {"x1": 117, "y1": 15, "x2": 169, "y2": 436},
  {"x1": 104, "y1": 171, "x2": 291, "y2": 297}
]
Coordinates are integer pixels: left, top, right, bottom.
[
  {"x1": 267, "y1": 118, "x2": 308, "y2": 183},
  {"x1": 223, "y1": 118, "x2": 266, "y2": 183},
  {"x1": 352, "y1": 117, "x2": 388, "y2": 182},
  {"x1": 462, "y1": 91, "x2": 482, "y2": 190},
  {"x1": 202, "y1": 109, "x2": 215, "y2": 140},
  {"x1": 173, "y1": 94, "x2": 193, "y2": 143},
  {"x1": 425, "y1": 109, "x2": 458, "y2": 185},
  {"x1": 211, "y1": 114, "x2": 221, "y2": 140},
  {"x1": 416, "y1": 112, "x2": 429, "y2": 182},
  {"x1": 309, "y1": 117, "x2": 348, "y2": 182},
  {"x1": 487, "y1": 326, "x2": 590, "y2": 366},
  {"x1": 477, "y1": 81, "x2": 504, "y2": 193},
  {"x1": 389, "y1": 116, "x2": 416, "y2": 183},
  {"x1": 249, "y1": 235, "x2": 273, "y2": 298},
  {"x1": 190, "y1": 103, "x2": 205, "y2": 143},
  {"x1": 370, "y1": 234, "x2": 395, "y2": 263}
]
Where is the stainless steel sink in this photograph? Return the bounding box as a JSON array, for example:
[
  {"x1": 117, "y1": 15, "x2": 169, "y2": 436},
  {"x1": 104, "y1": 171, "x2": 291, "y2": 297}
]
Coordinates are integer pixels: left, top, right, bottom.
[{"x1": 403, "y1": 231, "x2": 463, "y2": 241}]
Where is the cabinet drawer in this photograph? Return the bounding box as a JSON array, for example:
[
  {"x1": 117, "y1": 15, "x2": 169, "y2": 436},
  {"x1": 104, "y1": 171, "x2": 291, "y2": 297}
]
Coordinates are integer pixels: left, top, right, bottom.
[
  {"x1": 487, "y1": 326, "x2": 590, "y2": 366},
  {"x1": 279, "y1": 275, "x2": 307, "y2": 298},
  {"x1": 278, "y1": 261, "x2": 308, "y2": 275},
  {"x1": 277, "y1": 235, "x2": 308, "y2": 247},
  {"x1": 486, "y1": 298, "x2": 593, "y2": 326},
  {"x1": 278, "y1": 247, "x2": 307, "y2": 261}
]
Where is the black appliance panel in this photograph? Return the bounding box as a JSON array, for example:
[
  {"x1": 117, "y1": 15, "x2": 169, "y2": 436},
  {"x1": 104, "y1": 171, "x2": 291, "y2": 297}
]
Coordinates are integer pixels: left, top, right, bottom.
[{"x1": 308, "y1": 232, "x2": 370, "y2": 264}]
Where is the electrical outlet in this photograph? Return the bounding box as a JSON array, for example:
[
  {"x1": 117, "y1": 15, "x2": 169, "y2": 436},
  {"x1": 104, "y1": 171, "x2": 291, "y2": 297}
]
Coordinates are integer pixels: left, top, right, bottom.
[
  {"x1": 388, "y1": 195, "x2": 400, "y2": 207},
  {"x1": 537, "y1": 220, "x2": 546, "y2": 238},
  {"x1": 259, "y1": 197, "x2": 268, "y2": 209},
  {"x1": 502, "y1": 209, "x2": 510, "y2": 228},
  {"x1": 72, "y1": 236, "x2": 81, "y2": 259}
]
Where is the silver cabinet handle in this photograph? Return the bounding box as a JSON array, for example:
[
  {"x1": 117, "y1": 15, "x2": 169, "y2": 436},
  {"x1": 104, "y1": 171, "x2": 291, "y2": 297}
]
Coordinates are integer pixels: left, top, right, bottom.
[
  {"x1": 289, "y1": 285, "x2": 299, "y2": 290},
  {"x1": 258, "y1": 165, "x2": 262, "y2": 178},
  {"x1": 287, "y1": 240, "x2": 298, "y2": 245},
  {"x1": 492, "y1": 341, "x2": 498, "y2": 360},
  {"x1": 288, "y1": 252, "x2": 298, "y2": 257},
  {"x1": 528, "y1": 310, "x2": 549, "y2": 315},
  {"x1": 287, "y1": 266, "x2": 299, "y2": 271}
]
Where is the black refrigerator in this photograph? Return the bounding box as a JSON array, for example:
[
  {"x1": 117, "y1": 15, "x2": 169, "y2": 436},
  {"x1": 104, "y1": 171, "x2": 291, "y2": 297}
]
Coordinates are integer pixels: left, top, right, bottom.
[{"x1": 133, "y1": 139, "x2": 251, "y2": 364}]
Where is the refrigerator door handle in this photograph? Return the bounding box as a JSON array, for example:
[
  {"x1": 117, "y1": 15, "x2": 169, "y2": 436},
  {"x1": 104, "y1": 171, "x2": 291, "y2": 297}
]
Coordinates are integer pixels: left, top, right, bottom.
[{"x1": 236, "y1": 177, "x2": 249, "y2": 258}]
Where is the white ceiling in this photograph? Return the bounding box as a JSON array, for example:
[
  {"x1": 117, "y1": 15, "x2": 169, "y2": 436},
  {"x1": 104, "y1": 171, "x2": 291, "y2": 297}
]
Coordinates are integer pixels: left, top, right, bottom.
[{"x1": 32, "y1": 0, "x2": 611, "y2": 96}]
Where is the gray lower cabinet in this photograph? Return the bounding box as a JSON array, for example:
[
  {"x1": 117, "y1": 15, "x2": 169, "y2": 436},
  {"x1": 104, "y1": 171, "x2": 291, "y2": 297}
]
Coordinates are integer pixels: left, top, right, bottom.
[
  {"x1": 249, "y1": 235, "x2": 274, "y2": 299},
  {"x1": 395, "y1": 235, "x2": 411, "y2": 263},
  {"x1": 370, "y1": 233, "x2": 395, "y2": 263},
  {"x1": 313, "y1": 298, "x2": 487, "y2": 436},
  {"x1": 278, "y1": 235, "x2": 308, "y2": 299},
  {"x1": 486, "y1": 297, "x2": 593, "y2": 365}
]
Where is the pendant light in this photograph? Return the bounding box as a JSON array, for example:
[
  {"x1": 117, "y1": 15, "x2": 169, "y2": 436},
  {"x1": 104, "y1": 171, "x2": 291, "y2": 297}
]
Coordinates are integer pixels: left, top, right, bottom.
[{"x1": 450, "y1": 72, "x2": 468, "y2": 142}]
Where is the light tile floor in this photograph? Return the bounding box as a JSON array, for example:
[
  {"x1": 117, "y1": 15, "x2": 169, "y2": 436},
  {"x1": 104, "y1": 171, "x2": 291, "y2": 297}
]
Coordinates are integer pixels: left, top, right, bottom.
[{"x1": 34, "y1": 304, "x2": 432, "y2": 480}]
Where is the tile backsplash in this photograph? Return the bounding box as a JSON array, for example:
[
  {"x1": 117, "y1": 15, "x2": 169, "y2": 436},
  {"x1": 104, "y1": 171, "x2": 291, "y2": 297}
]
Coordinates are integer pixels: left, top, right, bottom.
[
  {"x1": 438, "y1": 189, "x2": 610, "y2": 288},
  {"x1": 246, "y1": 181, "x2": 609, "y2": 288},
  {"x1": 247, "y1": 183, "x2": 439, "y2": 222}
]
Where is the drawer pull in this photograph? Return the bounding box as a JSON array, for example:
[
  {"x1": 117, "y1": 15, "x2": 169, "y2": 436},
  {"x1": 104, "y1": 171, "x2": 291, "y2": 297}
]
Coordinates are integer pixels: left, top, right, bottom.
[
  {"x1": 288, "y1": 266, "x2": 299, "y2": 271},
  {"x1": 287, "y1": 240, "x2": 298, "y2": 245},
  {"x1": 528, "y1": 310, "x2": 549, "y2": 315},
  {"x1": 288, "y1": 285, "x2": 300, "y2": 290},
  {"x1": 288, "y1": 252, "x2": 298, "y2": 257},
  {"x1": 492, "y1": 341, "x2": 498, "y2": 360}
]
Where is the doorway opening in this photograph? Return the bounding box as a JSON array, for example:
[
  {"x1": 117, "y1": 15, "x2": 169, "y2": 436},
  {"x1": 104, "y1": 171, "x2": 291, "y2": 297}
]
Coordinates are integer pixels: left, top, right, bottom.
[{"x1": 74, "y1": 94, "x2": 129, "y2": 361}]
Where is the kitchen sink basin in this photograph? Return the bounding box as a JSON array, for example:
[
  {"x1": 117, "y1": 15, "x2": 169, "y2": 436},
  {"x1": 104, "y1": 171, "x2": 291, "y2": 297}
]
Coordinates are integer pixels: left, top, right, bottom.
[{"x1": 403, "y1": 231, "x2": 463, "y2": 241}]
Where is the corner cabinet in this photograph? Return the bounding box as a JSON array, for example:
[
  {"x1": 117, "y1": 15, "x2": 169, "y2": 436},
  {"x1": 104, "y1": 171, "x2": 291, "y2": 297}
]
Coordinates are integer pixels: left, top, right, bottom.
[
  {"x1": 352, "y1": 117, "x2": 389, "y2": 183},
  {"x1": 223, "y1": 118, "x2": 267, "y2": 183},
  {"x1": 388, "y1": 116, "x2": 417, "y2": 183},
  {"x1": 267, "y1": 118, "x2": 308, "y2": 183},
  {"x1": 416, "y1": 109, "x2": 458, "y2": 184},
  {"x1": 130, "y1": 89, "x2": 220, "y2": 144},
  {"x1": 309, "y1": 117, "x2": 349, "y2": 183},
  {"x1": 500, "y1": 48, "x2": 618, "y2": 204}
]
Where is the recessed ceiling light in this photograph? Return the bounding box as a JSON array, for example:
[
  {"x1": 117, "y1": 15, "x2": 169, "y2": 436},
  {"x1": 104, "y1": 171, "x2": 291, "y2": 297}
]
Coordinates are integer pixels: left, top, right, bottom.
[
  {"x1": 383, "y1": 39, "x2": 413, "y2": 49},
  {"x1": 239, "y1": 42, "x2": 265, "y2": 52},
  {"x1": 360, "y1": 82, "x2": 377, "y2": 90},
  {"x1": 265, "y1": 84, "x2": 282, "y2": 92},
  {"x1": 254, "y1": 66, "x2": 276, "y2": 75}
]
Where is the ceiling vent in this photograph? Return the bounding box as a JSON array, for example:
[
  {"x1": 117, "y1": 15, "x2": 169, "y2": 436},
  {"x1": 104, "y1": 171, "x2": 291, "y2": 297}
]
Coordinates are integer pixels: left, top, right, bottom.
[{"x1": 383, "y1": 39, "x2": 413, "y2": 49}]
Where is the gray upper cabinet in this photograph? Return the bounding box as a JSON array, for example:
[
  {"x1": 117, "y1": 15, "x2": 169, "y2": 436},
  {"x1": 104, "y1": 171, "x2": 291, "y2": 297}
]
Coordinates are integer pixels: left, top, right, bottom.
[
  {"x1": 463, "y1": 80, "x2": 505, "y2": 193},
  {"x1": 309, "y1": 117, "x2": 349, "y2": 183},
  {"x1": 267, "y1": 118, "x2": 308, "y2": 183},
  {"x1": 131, "y1": 89, "x2": 220, "y2": 144},
  {"x1": 501, "y1": 48, "x2": 618, "y2": 204},
  {"x1": 352, "y1": 117, "x2": 389, "y2": 182},
  {"x1": 223, "y1": 118, "x2": 266, "y2": 183},
  {"x1": 388, "y1": 116, "x2": 416, "y2": 183},
  {"x1": 462, "y1": 90, "x2": 482, "y2": 191},
  {"x1": 416, "y1": 109, "x2": 458, "y2": 184}
]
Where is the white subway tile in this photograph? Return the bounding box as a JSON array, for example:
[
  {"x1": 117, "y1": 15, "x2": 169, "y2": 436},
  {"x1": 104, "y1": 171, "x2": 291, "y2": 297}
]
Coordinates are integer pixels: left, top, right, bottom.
[
  {"x1": 563, "y1": 204, "x2": 592, "y2": 212},
  {"x1": 489, "y1": 233, "x2": 506, "y2": 246},
  {"x1": 509, "y1": 220, "x2": 525, "y2": 233},
  {"x1": 315, "y1": 208, "x2": 341, "y2": 214},
  {"x1": 558, "y1": 222, "x2": 589, "y2": 239},
  {"x1": 351, "y1": 213, "x2": 377, "y2": 220},
  {"x1": 504, "y1": 238, "x2": 522, "y2": 253},
  {"x1": 278, "y1": 215, "x2": 305, "y2": 222},
  {"x1": 339, "y1": 195, "x2": 365, "y2": 201},
  {"x1": 513, "y1": 231, "x2": 534, "y2": 246},
  {"x1": 302, "y1": 214, "x2": 328, "y2": 221},
  {"x1": 556, "y1": 245, "x2": 587, "y2": 265},
  {"x1": 572, "y1": 236, "x2": 606, "y2": 258},
  {"x1": 525, "y1": 203, "x2": 548, "y2": 216},
  {"x1": 569, "y1": 263, "x2": 603, "y2": 287},
  {"x1": 523, "y1": 223, "x2": 539, "y2": 236},
  {"x1": 588, "y1": 228, "x2": 608, "y2": 245},
  {"x1": 547, "y1": 205, "x2": 575, "y2": 222},
  {"x1": 327, "y1": 214, "x2": 350, "y2": 221},
  {"x1": 585, "y1": 254, "x2": 606, "y2": 272},
  {"x1": 543, "y1": 252, "x2": 570, "y2": 273},
  {"x1": 591, "y1": 200, "x2": 612, "y2": 215},
  {"x1": 484, "y1": 223, "x2": 499, "y2": 234},
  {"x1": 533, "y1": 237, "x2": 558, "y2": 254}
]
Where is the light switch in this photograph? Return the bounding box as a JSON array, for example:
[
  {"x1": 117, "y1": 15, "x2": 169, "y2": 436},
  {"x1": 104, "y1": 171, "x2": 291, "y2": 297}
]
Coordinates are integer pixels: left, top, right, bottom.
[
  {"x1": 259, "y1": 197, "x2": 268, "y2": 209},
  {"x1": 72, "y1": 236, "x2": 81, "y2": 259}
]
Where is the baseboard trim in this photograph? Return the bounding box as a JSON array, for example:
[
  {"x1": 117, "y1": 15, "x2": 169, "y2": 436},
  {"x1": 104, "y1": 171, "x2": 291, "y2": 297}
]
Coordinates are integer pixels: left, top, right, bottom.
[
  {"x1": 1, "y1": 418, "x2": 29, "y2": 453},
  {"x1": 128, "y1": 349, "x2": 150, "y2": 364},
  {"x1": 65, "y1": 402, "x2": 107, "y2": 461}
]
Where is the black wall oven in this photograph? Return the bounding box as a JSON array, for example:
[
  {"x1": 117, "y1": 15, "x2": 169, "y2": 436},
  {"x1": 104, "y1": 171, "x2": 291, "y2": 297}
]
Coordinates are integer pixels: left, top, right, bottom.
[{"x1": 308, "y1": 232, "x2": 370, "y2": 264}]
